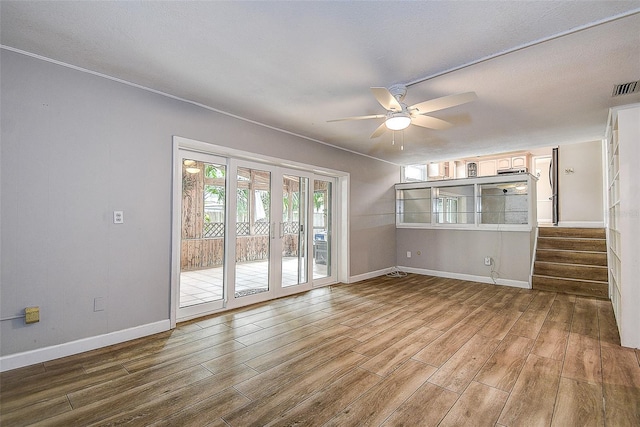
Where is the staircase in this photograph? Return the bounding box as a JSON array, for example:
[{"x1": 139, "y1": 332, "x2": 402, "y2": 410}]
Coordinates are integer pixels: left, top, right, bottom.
[{"x1": 532, "y1": 227, "x2": 609, "y2": 299}]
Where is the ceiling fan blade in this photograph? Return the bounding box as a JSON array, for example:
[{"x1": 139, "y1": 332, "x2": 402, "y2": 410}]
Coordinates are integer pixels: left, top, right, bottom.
[
  {"x1": 411, "y1": 115, "x2": 453, "y2": 130},
  {"x1": 327, "y1": 114, "x2": 385, "y2": 122},
  {"x1": 370, "y1": 122, "x2": 388, "y2": 139},
  {"x1": 410, "y1": 92, "x2": 477, "y2": 114},
  {"x1": 371, "y1": 87, "x2": 402, "y2": 111}
]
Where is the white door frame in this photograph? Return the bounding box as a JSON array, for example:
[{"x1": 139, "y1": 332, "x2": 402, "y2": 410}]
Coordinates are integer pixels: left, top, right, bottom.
[
  {"x1": 272, "y1": 169, "x2": 315, "y2": 299},
  {"x1": 311, "y1": 176, "x2": 339, "y2": 287},
  {"x1": 170, "y1": 136, "x2": 349, "y2": 327},
  {"x1": 171, "y1": 147, "x2": 230, "y2": 325}
]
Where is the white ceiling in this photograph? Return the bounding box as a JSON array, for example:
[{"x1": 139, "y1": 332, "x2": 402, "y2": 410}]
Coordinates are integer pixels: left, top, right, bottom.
[{"x1": 2, "y1": 1, "x2": 639, "y2": 165}]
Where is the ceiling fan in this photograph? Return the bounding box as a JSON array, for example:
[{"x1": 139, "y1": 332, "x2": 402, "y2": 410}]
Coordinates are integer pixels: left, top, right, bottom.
[{"x1": 328, "y1": 84, "x2": 477, "y2": 139}]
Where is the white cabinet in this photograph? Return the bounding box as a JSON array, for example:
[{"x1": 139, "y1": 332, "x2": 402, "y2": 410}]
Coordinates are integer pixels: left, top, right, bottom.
[
  {"x1": 478, "y1": 160, "x2": 496, "y2": 176},
  {"x1": 416, "y1": 152, "x2": 530, "y2": 181},
  {"x1": 606, "y1": 104, "x2": 640, "y2": 348},
  {"x1": 512, "y1": 156, "x2": 527, "y2": 169},
  {"x1": 497, "y1": 155, "x2": 528, "y2": 170},
  {"x1": 496, "y1": 158, "x2": 511, "y2": 170}
]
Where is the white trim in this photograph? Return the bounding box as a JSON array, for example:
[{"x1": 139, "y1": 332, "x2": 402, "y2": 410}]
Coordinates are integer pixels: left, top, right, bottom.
[
  {"x1": 337, "y1": 175, "x2": 350, "y2": 284},
  {"x1": 530, "y1": 226, "x2": 540, "y2": 288},
  {"x1": 174, "y1": 136, "x2": 350, "y2": 178},
  {"x1": 395, "y1": 224, "x2": 533, "y2": 232},
  {"x1": 0, "y1": 320, "x2": 170, "y2": 372},
  {"x1": 171, "y1": 136, "x2": 350, "y2": 323},
  {"x1": 557, "y1": 221, "x2": 605, "y2": 228},
  {"x1": 312, "y1": 175, "x2": 344, "y2": 288},
  {"x1": 349, "y1": 267, "x2": 396, "y2": 283},
  {"x1": 397, "y1": 266, "x2": 530, "y2": 289},
  {"x1": 170, "y1": 141, "x2": 181, "y2": 329}
]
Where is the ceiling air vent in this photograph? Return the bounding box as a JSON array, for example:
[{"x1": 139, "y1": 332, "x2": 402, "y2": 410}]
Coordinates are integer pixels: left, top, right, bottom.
[{"x1": 612, "y1": 80, "x2": 639, "y2": 97}]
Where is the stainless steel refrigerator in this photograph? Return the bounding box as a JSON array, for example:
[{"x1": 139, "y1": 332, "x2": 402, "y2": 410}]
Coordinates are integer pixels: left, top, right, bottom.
[{"x1": 550, "y1": 147, "x2": 559, "y2": 225}]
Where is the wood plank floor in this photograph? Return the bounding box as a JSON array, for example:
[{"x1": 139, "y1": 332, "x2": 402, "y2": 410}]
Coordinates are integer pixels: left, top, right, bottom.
[{"x1": 2, "y1": 274, "x2": 639, "y2": 426}]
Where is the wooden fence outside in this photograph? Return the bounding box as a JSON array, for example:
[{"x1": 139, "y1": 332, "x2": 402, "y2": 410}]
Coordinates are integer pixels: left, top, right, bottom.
[{"x1": 181, "y1": 235, "x2": 300, "y2": 271}]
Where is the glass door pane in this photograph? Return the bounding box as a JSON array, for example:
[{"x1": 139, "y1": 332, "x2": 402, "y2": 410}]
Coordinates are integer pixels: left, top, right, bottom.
[
  {"x1": 179, "y1": 157, "x2": 226, "y2": 312},
  {"x1": 235, "y1": 166, "x2": 271, "y2": 298},
  {"x1": 313, "y1": 179, "x2": 332, "y2": 280},
  {"x1": 282, "y1": 175, "x2": 308, "y2": 287}
]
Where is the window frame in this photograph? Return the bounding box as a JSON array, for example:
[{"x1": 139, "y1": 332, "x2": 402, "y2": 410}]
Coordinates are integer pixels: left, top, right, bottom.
[{"x1": 395, "y1": 174, "x2": 537, "y2": 231}]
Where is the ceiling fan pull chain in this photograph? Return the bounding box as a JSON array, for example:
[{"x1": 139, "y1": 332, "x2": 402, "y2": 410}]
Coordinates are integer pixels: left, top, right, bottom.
[
  {"x1": 392, "y1": 131, "x2": 395, "y2": 145},
  {"x1": 401, "y1": 131, "x2": 404, "y2": 151}
]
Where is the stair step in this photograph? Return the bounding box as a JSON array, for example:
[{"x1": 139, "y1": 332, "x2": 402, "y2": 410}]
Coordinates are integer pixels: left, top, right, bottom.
[
  {"x1": 534, "y1": 261, "x2": 609, "y2": 282},
  {"x1": 538, "y1": 227, "x2": 606, "y2": 239},
  {"x1": 532, "y1": 275, "x2": 608, "y2": 299},
  {"x1": 537, "y1": 237, "x2": 606, "y2": 252},
  {"x1": 535, "y1": 249, "x2": 608, "y2": 266},
  {"x1": 534, "y1": 226, "x2": 609, "y2": 300}
]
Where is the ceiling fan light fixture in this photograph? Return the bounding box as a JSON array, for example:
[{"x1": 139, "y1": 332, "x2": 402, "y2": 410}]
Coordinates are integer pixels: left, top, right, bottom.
[{"x1": 385, "y1": 113, "x2": 411, "y2": 131}]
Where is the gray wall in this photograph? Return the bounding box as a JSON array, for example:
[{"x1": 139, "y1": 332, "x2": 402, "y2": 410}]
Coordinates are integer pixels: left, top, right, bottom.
[
  {"x1": 396, "y1": 229, "x2": 534, "y2": 283},
  {"x1": 558, "y1": 140, "x2": 604, "y2": 224},
  {"x1": 0, "y1": 50, "x2": 398, "y2": 356}
]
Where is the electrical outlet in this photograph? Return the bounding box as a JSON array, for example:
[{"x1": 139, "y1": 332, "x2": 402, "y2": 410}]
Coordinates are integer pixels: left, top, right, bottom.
[
  {"x1": 484, "y1": 256, "x2": 492, "y2": 266},
  {"x1": 113, "y1": 211, "x2": 124, "y2": 224},
  {"x1": 25, "y1": 306, "x2": 40, "y2": 324},
  {"x1": 407, "y1": 251, "x2": 412, "y2": 258}
]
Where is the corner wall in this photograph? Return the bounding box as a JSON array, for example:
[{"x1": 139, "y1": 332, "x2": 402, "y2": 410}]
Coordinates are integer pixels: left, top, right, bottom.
[
  {"x1": 558, "y1": 140, "x2": 604, "y2": 226},
  {"x1": 0, "y1": 49, "x2": 398, "y2": 362}
]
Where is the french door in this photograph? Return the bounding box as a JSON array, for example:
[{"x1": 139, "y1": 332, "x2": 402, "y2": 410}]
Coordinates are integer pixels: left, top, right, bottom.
[
  {"x1": 312, "y1": 178, "x2": 337, "y2": 286},
  {"x1": 175, "y1": 151, "x2": 228, "y2": 321},
  {"x1": 278, "y1": 173, "x2": 311, "y2": 292},
  {"x1": 229, "y1": 160, "x2": 315, "y2": 304},
  {"x1": 174, "y1": 151, "x2": 333, "y2": 321}
]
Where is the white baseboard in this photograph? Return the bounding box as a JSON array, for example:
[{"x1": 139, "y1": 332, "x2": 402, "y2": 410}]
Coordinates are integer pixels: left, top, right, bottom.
[
  {"x1": 397, "y1": 266, "x2": 530, "y2": 289},
  {"x1": 0, "y1": 320, "x2": 171, "y2": 372},
  {"x1": 557, "y1": 221, "x2": 604, "y2": 228},
  {"x1": 349, "y1": 267, "x2": 395, "y2": 283}
]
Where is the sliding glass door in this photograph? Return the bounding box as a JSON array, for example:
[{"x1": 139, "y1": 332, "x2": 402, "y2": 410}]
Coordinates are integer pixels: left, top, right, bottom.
[
  {"x1": 176, "y1": 151, "x2": 227, "y2": 320},
  {"x1": 227, "y1": 161, "x2": 314, "y2": 304},
  {"x1": 173, "y1": 147, "x2": 339, "y2": 321},
  {"x1": 233, "y1": 165, "x2": 272, "y2": 300},
  {"x1": 278, "y1": 173, "x2": 311, "y2": 294},
  {"x1": 312, "y1": 178, "x2": 337, "y2": 286}
]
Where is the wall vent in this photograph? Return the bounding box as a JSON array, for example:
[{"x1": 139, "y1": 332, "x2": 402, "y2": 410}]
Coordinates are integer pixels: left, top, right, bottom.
[{"x1": 612, "y1": 80, "x2": 639, "y2": 97}]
